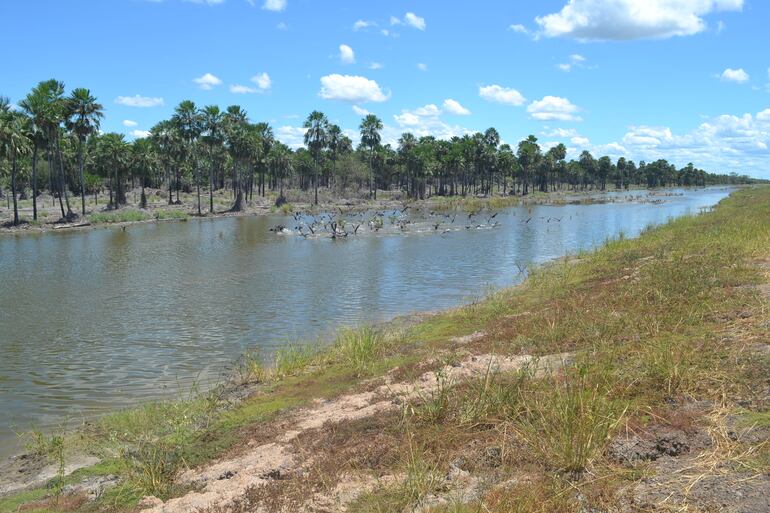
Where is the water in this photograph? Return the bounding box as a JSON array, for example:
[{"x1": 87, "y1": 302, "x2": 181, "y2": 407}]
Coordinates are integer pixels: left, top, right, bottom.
[{"x1": 0, "y1": 187, "x2": 732, "y2": 458}]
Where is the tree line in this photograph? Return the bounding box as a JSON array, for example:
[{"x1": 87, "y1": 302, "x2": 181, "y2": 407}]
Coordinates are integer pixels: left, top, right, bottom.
[{"x1": 0, "y1": 79, "x2": 761, "y2": 226}]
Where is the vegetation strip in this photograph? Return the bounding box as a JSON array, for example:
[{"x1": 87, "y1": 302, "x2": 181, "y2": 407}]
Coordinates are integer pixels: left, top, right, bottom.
[
  {"x1": 2, "y1": 81, "x2": 764, "y2": 234},
  {"x1": 2, "y1": 186, "x2": 769, "y2": 512}
]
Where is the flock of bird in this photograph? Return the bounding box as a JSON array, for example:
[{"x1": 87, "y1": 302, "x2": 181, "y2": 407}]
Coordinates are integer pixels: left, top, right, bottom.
[{"x1": 268, "y1": 203, "x2": 571, "y2": 240}]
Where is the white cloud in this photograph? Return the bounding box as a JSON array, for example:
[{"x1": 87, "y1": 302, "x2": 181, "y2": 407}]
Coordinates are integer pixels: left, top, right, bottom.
[
  {"x1": 352, "y1": 105, "x2": 370, "y2": 116},
  {"x1": 339, "y1": 44, "x2": 355, "y2": 64},
  {"x1": 527, "y1": 96, "x2": 582, "y2": 121},
  {"x1": 262, "y1": 0, "x2": 286, "y2": 11},
  {"x1": 720, "y1": 67, "x2": 749, "y2": 83},
  {"x1": 122, "y1": 119, "x2": 138, "y2": 127},
  {"x1": 230, "y1": 84, "x2": 258, "y2": 94},
  {"x1": 319, "y1": 74, "x2": 389, "y2": 103},
  {"x1": 369, "y1": 62, "x2": 384, "y2": 70},
  {"x1": 571, "y1": 136, "x2": 590, "y2": 146},
  {"x1": 276, "y1": 21, "x2": 288, "y2": 30},
  {"x1": 185, "y1": 0, "x2": 224, "y2": 5},
  {"x1": 276, "y1": 125, "x2": 305, "y2": 149},
  {"x1": 442, "y1": 98, "x2": 471, "y2": 115},
  {"x1": 115, "y1": 95, "x2": 164, "y2": 108},
  {"x1": 252, "y1": 72, "x2": 272, "y2": 90},
  {"x1": 557, "y1": 53, "x2": 588, "y2": 72},
  {"x1": 353, "y1": 19, "x2": 375, "y2": 31},
  {"x1": 479, "y1": 84, "x2": 526, "y2": 106},
  {"x1": 388, "y1": 104, "x2": 472, "y2": 143},
  {"x1": 389, "y1": 15, "x2": 402, "y2": 26},
  {"x1": 509, "y1": 24, "x2": 529, "y2": 34},
  {"x1": 542, "y1": 127, "x2": 578, "y2": 138},
  {"x1": 417, "y1": 62, "x2": 428, "y2": 71},
  {"x1": 193, "y1": 72, "x2": 223, "y2": 90},
  {"x1": 404, "y1": 12, "x2": 426, "y2": 30},
  {"x1": 611, "y1": 108, "x2": 770, "y2": 177},
  {"x1": 535, "y1": 0, "x2": 744, "y2": 41},
  {"x1": 130, "y1": 129, "x2": 151, "y2": 139}
]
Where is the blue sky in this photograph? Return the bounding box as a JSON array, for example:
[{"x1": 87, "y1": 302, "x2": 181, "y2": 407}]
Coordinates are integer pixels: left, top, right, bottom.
[{"x1": 2, "y1": 0, "x2": 769, "y2": 177}]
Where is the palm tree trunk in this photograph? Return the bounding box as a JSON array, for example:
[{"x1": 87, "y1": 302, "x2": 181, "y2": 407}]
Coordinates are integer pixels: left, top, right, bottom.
[
  {"x1": 56, "y1": 137, "x2": 73, "y2": 217},
  {"x1": 314, "y1": 157, "x2": 319, "y2": 205},
  {"x1": 11, "y1": 154, "x2": 19, "y2": 226},
  {"x1": 78, "y1": 138, "x2": 86, "y2": 216},
  {"x1": 209, "y1": 161, "x2": 215, "y2": 214},
  {"x1": 32, "y1": 145, "x2": 38, "y2": 221}
]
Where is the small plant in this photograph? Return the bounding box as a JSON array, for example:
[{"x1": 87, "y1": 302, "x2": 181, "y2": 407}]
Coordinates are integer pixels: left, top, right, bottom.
[
  {"x1": 514, "y1": 369, "x2": 623, "y2": 473},
  {"x1": 409, "y1": 367, "x2": 454, "y2": 424},
  {"x1": 334, "y1": 327, "x2": 383, "y2": 376},
  {"x1": 274, "y1": 343, "x2": 318, "y2": 378},
  {"x1": 20, "y1": 430, "x2": 66, "y2": 495}
]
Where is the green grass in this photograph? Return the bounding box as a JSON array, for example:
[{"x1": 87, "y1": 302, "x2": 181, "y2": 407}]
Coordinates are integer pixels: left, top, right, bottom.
[
  {"x1": 88, "y1": 210, "x2": 150, "y2": 224},
  {"x1": 154, "y1": 209, "x2": 189, "y2": 221}
]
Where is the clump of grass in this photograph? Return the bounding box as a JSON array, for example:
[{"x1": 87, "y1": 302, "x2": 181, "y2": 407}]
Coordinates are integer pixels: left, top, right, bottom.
[
  {"x1": 274, "y1": 343, "x2": 319, "y2": 378},
  {"x1": 20, "y1": 430, "x2": 67, "y2": 495},
  {"x1": 351, "y1": 439, "x2": 443, "y2": 513},
  {"x1": 333, "y1": 326, "x2": 384, "y2": 376},
  {"x1": 89, "y1": 210, "x2": 150, "y2": 224},
  {"x1": 514, "y1": 369, "x2": 624, "y2": 474}
]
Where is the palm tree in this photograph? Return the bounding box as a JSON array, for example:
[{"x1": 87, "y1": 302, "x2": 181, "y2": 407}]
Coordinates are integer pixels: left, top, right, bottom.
[
  {"x1": 326, "y1": 124, "x2": 341, "y2": 191},
  {"x1": 97, "y1": 133, "x2": 130, "y2": 207},
  {"x1": 0, "y1": 100, "x2": 33, "y2": 225},
  {"x1": 269, "y1": 142, "x2": 293, "y2": 199},
  {"x1": 19, "y1": 82, "x2": 54, "y2": 220},
  {"x1": 223, "y1": 105, "x2": 249, "y2": 211},
  {"x1": 359, "y1": 114, "x2": 382, "y2": 199},
  {"x1": 303, "y1": 111, "x2": 328, "y2": 205},
  {"x1": 253, "y1": 122, "x2": 274, "y2": 198},
  {"x1": 200, "y1": 105, "x2": 223, "y2": 213},
  {"x1": 150, "y1": 120, "x2": 182, "y2": 205},
  {"x1": 132, "y1": 138, "x2": 156, "y2": 208},
  {"x1": 65, "y1": 88, "x2": 103, "y2": 216},
  {"x1": 171, "y1": 101, "x2": 202, "y2": 215}
]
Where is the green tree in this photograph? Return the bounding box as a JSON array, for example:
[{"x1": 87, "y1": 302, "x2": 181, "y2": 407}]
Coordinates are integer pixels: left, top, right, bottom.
[
  {"x1": 359, "y1": 114, "x2": 382, "y2": 199},
  {"x1": 0, "y1": 99, "x2": 32, "y2": 225},
  {"x1": 171, "y1": 101, "x2": 203, "y2": 214},
  {"x1": 65, "y1": 88, "x2": 103, "y2": 215},
  {"x1": 303, "y1": 111, "x2": 328, "y2": 205},
  {"x1": 200, "y1": 105, "x2": 224, "y2": 213}
]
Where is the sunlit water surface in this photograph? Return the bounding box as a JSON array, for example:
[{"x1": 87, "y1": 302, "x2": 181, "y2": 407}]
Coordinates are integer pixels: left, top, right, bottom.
[{"x1": 0, "y1": 187, "x2": 732, "y2": 458}]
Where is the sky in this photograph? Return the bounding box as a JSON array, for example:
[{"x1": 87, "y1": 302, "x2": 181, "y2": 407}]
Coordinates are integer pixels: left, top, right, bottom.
[{"x1": 2, "y1": 0, "x2": 770, "y2": 177}]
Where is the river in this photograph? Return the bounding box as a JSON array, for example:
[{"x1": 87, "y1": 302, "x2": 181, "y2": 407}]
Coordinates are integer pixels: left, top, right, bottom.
[{"x1": 0, "y1": 187, "x2": 732, "y2": 458}]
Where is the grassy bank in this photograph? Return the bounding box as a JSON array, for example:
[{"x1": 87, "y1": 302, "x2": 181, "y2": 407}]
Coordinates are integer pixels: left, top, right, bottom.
[{"x1": 2, "y1": 186, "x2": 769, "y2": 513}]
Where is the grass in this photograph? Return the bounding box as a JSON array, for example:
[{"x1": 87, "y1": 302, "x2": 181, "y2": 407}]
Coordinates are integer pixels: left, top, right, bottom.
[
  {"x1": 88, "y1": 210, "x2": 150, "y2": 224},
  {"x1": 4, "y1": 186, "x2": 770, "y2": 513}
]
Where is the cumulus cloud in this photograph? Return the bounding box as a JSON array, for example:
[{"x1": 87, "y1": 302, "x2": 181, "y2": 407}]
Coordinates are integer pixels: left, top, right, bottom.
[
  {"x1": 509, "y1": 24, "x2": 530, "y2": 34},
  {"x1": 369, "y1": 62, "x2": 384, "y2": 70},
  {"x1": 389, "y1": 12, "x2": 425, "y2": 30},
  {"x1": 612, "y1": 108, "x2": 770, "y2": 176},
  {"x1": 130, "y1": 129, "x2": 151, "y2": 139},
  {"x1": 352, "y1": 105, "x2": 371, "y2": 116},
  {"x1": 479, "y1": 85, "x2": 526, "y2": 106},
  {"x1": 193, "y1": 73, "x2": 223, "y2": 90},
  {"x1": 442, "y1": 98, "x2": 471, "y2": 115},
  {"x1": 122, "y1": 119, "x2": 138, "y2": 127},
  {"x1": 230, "y1": 84, "x2": 258, "y2": 94},
  {"x1": 252, "y1": 72, "x2": 271, "y2": 90},
  {"x1": 527, "y1": 96, "x2": 582, "y2": 121},
  {"x1": 353, "y1": 19, "x2": 375, "y2": 31},
  {"x1": 339, "y1": 44, "x2": 355, "y2": 64},
  {"x1": 535, "y1": 0, "x2": 744, "y2": 41},
  {"x1": 542, "y1": 127, "x2": 578, "y2": 138},
  {"x1": 388, "y1": 104, "x2": 471, "y2": 143},
  {"x1": 417, "y1": 62, "x2": 428, "y2": 71},
  {"x1": 319, "y1": 74, "x2": 389, "y2": 103},
  {"x1": 404, "y1": 12, "x2": 426, "y2": 30},
  {"x1": 276, "y1": 125, "x2": 306, "y2": 148},
  {"x1": 262, "y1": 0, "x2": 286, "y2": 11},
  {"x1": 557, "y1": 53, "x2": 588, "y2": 72},
  {"x1": 115, "y1": 95, "x2": 164, "y2": 107},
  {"x1": 720, "y1": 67, "x2": 749, "y2": 83}
]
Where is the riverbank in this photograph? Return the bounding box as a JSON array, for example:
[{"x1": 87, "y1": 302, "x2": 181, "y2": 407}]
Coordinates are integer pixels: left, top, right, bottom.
[
  {"x1": 0, "y1": 186, "x2": 688, "y2": 236},
  {"x1": 2, "y1": 186, "x2": 769, "y2": 512}
]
